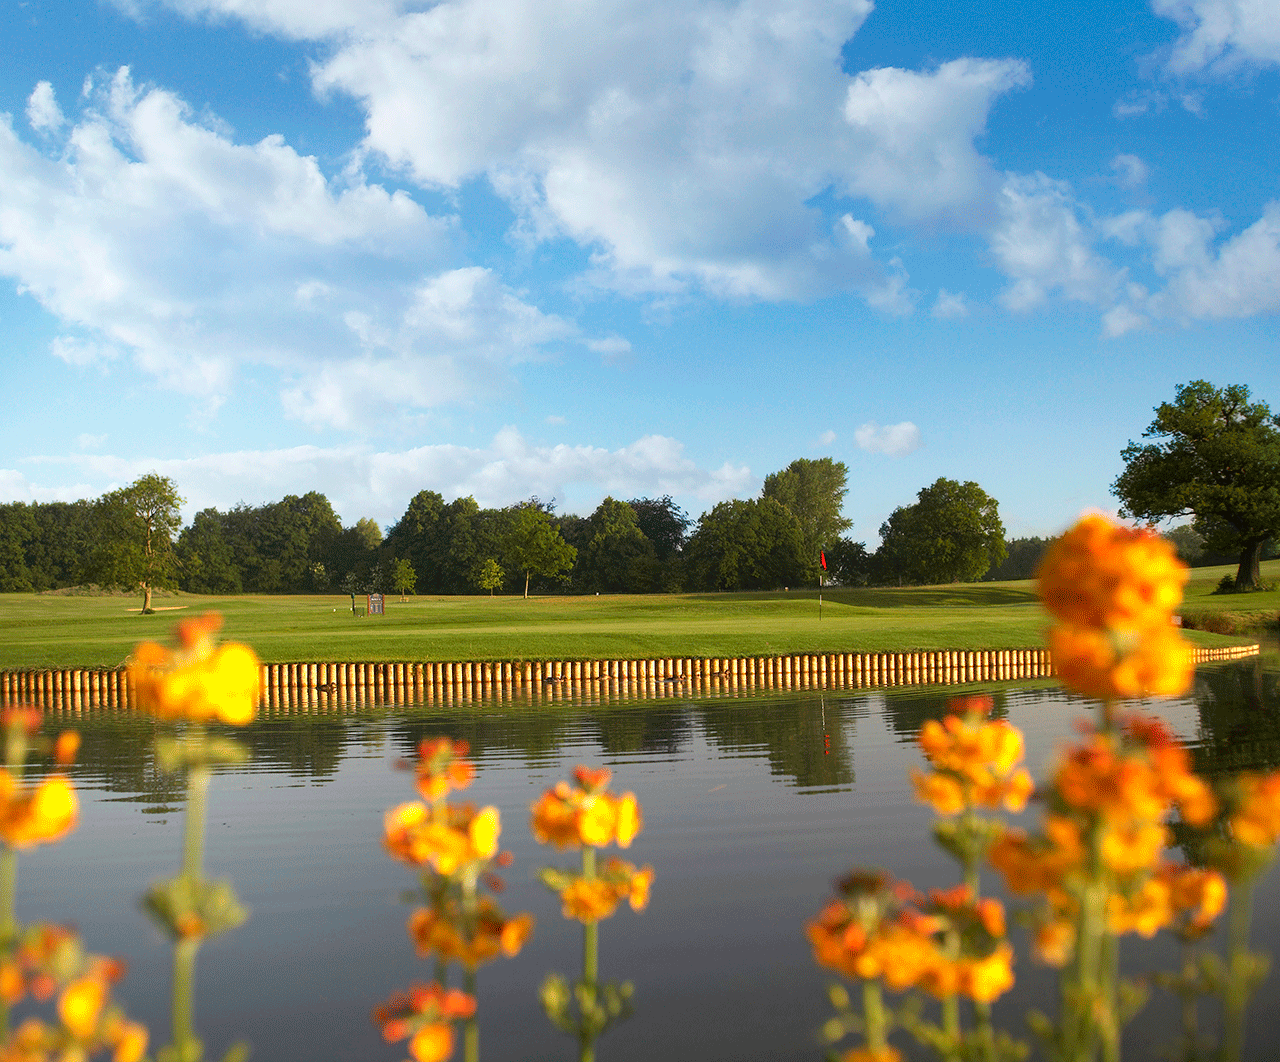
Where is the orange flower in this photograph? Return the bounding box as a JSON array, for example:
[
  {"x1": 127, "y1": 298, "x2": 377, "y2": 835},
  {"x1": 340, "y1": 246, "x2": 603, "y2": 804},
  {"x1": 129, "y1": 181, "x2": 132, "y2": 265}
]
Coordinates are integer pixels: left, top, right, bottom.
[
  {"x1": 0, "y1": 771, "x2": 78, "y2": 850},
  {"x1": 1050, "y1": 622, "x2": 1194, "y2": 700},
  {"x1": 560, "y1": 878, "x2": 619, "y2": 923},
  {"x1": 53, "y1": 731, "x2": 80, "y2": 766},
  {"x1": 384, "y1": 802, "x2": 501, "y2": 876},
  {"x1": 1038, "y1": 515, "x2": 1187, "y2": 631},
  {"x1": 407, "y1": 900, "x2": 533, "y2": 968},
  {"x1": 1231, "y1": 771, "x2": 1280, "y2": 848},
  {"x1": 840, "y1": 1048, "x2": 903, "y2": 1062},
  {"x1": 409, "y1": 1024, "x2": 455, "y2": 1062},
  {"x1": 914, "y1": 699, "x2": 1034, "y2": 816},
  {"x1": 129, "y1": 615, "x2": 260, "y2": 726},
  {"x1": 110, "y1": 1019, "x2": 149, "y2": 1062},
  {"x1": 959, "y1": 942, "x2": 1016, "y2": 1003},
  {"x1": 415, "y1": 739, "x2": 476, "y2": 803},
  {"x1": 530, "y1": 770, "x2": 644, "y2": 850}
]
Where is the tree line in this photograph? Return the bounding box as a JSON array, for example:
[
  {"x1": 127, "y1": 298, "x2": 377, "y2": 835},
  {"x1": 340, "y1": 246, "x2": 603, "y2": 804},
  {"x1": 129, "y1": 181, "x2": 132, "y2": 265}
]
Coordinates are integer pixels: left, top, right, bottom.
[{"x1": 3, "y1": 380, "x2": 1275, "y2": 601}]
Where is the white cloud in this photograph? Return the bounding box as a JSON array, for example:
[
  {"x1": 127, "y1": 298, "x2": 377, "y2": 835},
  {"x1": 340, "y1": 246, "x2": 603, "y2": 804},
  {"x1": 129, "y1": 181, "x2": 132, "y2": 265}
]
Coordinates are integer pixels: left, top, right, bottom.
[
  {"x1": 855, "y1": 421, "x2": 921, "y2": 457},
  {"x1": 50, "y1": 335, "x2": 121, "y2": 367},
  {"x1": 818, "y1": 429, "x2": 837, "y2": 445},
  {"x1": 26, "y1": 82, "x2": 64, "y2": 133},
  {"x1": 0, "y1": 69, "x2": 582, "y2": 430},
  {"x1": 930, "y1": 289, "x2": 969, "y2": 319},
  {"x1": 20, "y1": 428, "x2": 755, "y2": 525},
  {"x1": 1111, "y1": 153, "x2": 1149, "y2": 187},
  {"x1": 1153, "y1": 0, "x2": 1280, "y2": 73},
  {"x1": 989, "y1": 173, "x2": 1123, "y2": 312},
  {"x1": 545, "y1": 415, "x2": 566, "y2": 425},
  {"x1": 76, "y1": 434, "x2": 109, "y2": 451},
  {"x1": 587, "y1": 335, "x2": 632, "y2": 364},
  {"x1": 840, "y1": 58, "x2": 1031, "y2": 226},
  {"x1": 1151, "y1": 201, "x2": 1280, "y2": 319}
]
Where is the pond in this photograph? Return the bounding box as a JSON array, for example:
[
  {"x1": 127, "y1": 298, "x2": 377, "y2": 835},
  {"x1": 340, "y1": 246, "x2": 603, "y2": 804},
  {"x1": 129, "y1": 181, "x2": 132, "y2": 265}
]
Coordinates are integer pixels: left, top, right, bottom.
[{"x1": 16, "y1": 656, "x2": 1280, "y2": 1061}]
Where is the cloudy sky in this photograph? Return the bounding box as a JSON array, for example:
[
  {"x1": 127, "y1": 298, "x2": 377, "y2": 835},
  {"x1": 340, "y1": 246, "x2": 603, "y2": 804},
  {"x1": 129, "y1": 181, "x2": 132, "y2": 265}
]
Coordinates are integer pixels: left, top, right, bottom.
[{"x1": 2, "y1": 0, "x2": 1278, "y2": 544}]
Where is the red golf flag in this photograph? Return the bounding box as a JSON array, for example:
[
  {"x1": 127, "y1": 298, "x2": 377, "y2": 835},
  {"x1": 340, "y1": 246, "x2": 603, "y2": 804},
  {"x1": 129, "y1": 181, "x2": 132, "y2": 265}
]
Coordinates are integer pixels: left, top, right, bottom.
[{"x1": 820, "y1": 550, "x2": 827, "y2": 571}]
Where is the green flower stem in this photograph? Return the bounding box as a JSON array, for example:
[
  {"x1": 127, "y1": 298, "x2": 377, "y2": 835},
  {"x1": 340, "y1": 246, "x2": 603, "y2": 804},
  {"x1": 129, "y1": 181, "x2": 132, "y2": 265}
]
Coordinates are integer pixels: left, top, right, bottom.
[
  {"x1": 463, "y1": 966, "x2": 478, "y2": 1062},
  {"x1": 1222, "y1": 874, "x2": 1256, "y2": 1062},
  {"x1": 0, "y1": 845, "x2": 14, "y2": 1036},
  {"x1": 170, "y1": 727, "x2": 210, "y2": 1061},
  {"x1": 172, "y1": 937, "x2": 201, "y2": 1062},
  {"x1": 580, "y1": 846, "x2": 599, "y2": 1062},
  {"x1": 0, "y1": 720, "x2": 29, "y2": 1038},
  {"x1": 183, "y1": 765, "x2": 210, "y2": 883},
  {"x1": 462, "y1": 871, "x2": 479, "y2": 1062},
  {"x1": 862, "y1": 978, "x2": 889, "y2": 1054},
  {"x1": 941, "y1": 928, "x2": 961, "y2": 1062}
]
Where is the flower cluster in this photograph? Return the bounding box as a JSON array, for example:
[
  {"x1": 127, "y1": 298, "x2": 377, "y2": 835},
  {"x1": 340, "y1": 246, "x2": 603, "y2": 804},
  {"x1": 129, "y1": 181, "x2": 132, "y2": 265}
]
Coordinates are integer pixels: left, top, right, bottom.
[
  {"x1": 0, "y1": 771, "x2": 77, "y2": 853},
  {"x1": 384, "y1": 801, "x2": 500, "y2": 875},
  {"x1": 374, "y1": 982, "x2": 476, "y2": 1062},
  {"x1": 807, "y1": 874, "x2": 1016, "y2": 1005},
  {"x1": 1229, "y1": 772, "x2": 1280, "y2": 849},
  {"x1": 911, "y1": 695, "x2": 1034, "y2": 816},
  {"x1": 1037, "y1": 514, "x2": 1193, "y2": 699},
  {"x1": 129, "y1": 613, "x2": 261, "y2": 725},
  {"x1": 414, "y1": 739, "x2": 476, "y2": 803},
  {"x1": 990, "y1": 714, "x2": 1223, "y2": 962},
  {"x1": 530, "y1": 766, "x2": 642, "y2": 849},
  {"x1": 407, "y1": 896, "x2": 534, "y2": 969},
  {"x1": 540, "y1": 859, "x2": 654, "y2": 924},
  {"x1": 0, "y1": 925, "x2": 147, "y2": 1062}
]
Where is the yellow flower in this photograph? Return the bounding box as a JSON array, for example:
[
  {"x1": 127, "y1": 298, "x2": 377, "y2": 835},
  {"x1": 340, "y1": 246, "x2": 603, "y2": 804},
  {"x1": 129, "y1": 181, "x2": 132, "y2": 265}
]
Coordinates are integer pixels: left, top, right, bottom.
[
  {"x1": 408, "y1": 1023, "x2": 455, "y2": 1062},
  {"x1": 0, "y1": 770, "x2": 78, "y2": 850},
  {"x1": 58, "y1": 976, "x2": 106, "y2": 1040},
  {"x1": 530, "y1": 770, "x2": 645, "y2": 849},
  {"x1": 911, "y1": 770, "x2": 965, "y2": 816},
  {"x1": 468, "y1": 806, "x2": 500, "y2": 860},
  {"x1": 614, "y1": 792, "x2": 642, "y2": 847},
  {"x1": 628, "y1": 865, "x2": 654, "y2": 912},
  {"x1": 129, "y1": 615, "x2": 260, "y2": 726},
  {"x1": 915, "y1": 699, "x2": 1034, "y2": 815},
  {"x1": 840, "y1": 1048, "x2": 902, "y2": 1062},
  {"x1": 960, "y1": 942, "x2": 1015, "y2": 1003},
  {"x1": 111, "y1": 1020, "x2": 149, "y2": 1062}
]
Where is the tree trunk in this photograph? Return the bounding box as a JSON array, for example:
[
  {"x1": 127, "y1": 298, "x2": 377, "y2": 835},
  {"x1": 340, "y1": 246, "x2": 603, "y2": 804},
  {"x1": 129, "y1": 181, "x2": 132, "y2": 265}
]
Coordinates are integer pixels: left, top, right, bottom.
[
  {"x1": 524, "y1": 571, "x2": 530, "y2": 599},
  {"x1": 1235, "y1": 539, "x2": 1264, "y2": 590},
  {"x1": 142, "y1": 583, "x2": 153, "y2": 614}
]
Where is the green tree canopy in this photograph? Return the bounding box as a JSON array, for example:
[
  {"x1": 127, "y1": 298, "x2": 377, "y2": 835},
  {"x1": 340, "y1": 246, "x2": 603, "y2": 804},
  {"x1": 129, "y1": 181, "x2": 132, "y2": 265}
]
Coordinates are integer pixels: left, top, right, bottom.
[
  {"x1": 576, "y1": 497, "x2": 659, "y2": 592},
  {"x1": 392, "y1": 558, "x2": 417, "y2": 600},
  {"x1": 176, "y1": 508, "x2": 243, "y2": 593},
  {"x1": 502, "y1": 503, "x2": 577, "y2": 597},
  {"x1": 761, "y1": 457, "x2": 852, "y2": 582},
  {"x1": 686, "y1": 497, "x2": 806, "y2": 591},
  {"x1": 1113, "y1": 381, "x2": 1280, "y2": 589},
  {"x1": 87, "y1": 473, "x2": 184, "y2": 612},
  {"x1": 476, "y1": 558, "x2": 503, "y2": 596},
  {"x1": 875, "y1": 478, "x2": 1006, "y2": 585}
]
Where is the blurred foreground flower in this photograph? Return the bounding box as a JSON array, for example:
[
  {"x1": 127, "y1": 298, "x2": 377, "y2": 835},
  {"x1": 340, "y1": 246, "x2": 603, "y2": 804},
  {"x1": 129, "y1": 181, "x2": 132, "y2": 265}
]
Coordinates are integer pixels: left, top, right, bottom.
[
  {"x1": 382, "y1": 739, "x2": 532, "y2": 1062},
  {"x1": 1038, "y1": 514, "x2": 1193, "y2": 700},
  {"x1": 534, "y1": 767, "x2": 651, "y2": 1061},
  {"x1": 129, "y1": 613, "x2": 260, "y2": 725}
]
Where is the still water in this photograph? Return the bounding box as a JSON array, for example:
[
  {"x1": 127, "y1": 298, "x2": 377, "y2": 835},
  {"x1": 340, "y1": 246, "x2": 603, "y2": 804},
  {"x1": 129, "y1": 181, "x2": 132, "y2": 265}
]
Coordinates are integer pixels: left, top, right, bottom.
[{"x1": 17, "y1": 657, "x2": 1280, "y2": 1061}]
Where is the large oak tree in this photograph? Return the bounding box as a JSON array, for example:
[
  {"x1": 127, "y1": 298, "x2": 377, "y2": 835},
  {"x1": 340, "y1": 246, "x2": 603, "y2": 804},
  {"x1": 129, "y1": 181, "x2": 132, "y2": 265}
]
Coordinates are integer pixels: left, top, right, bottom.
[
  {"x1": 876, "y1": 478, "x2": 1006, "y2": 585},
  {"x1": 1113, "y1": 381, "x2": 1280, "y2": 590},
  {"x1": 88, "y1": 473, "x2": 184, "y2": 612}
]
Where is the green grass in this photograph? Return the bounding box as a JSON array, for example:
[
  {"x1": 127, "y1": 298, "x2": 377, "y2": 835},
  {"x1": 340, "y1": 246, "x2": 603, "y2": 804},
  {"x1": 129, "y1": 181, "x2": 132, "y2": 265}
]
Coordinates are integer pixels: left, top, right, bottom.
[{"x1": 1, "y1": 556, "x2": 1274, "y2": 669}]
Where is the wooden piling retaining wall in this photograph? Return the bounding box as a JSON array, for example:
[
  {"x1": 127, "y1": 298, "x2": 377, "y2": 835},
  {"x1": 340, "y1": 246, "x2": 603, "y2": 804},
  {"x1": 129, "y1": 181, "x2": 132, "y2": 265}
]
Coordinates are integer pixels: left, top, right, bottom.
[{"x1": 0, "y1": 643, "x2": 1261, "y2": 714}]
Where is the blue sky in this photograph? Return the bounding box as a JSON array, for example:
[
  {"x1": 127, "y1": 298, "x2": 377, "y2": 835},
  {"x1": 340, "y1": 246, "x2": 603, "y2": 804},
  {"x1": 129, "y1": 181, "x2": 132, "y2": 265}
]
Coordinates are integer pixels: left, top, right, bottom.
[{"x1": 2, "y1": 0, "x2": 1278, "y2": 545}]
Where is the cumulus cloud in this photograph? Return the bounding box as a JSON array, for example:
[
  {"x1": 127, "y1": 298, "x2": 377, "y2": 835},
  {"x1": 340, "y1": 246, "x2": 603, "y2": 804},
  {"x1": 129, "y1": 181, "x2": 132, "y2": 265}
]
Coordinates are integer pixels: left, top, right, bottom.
[
  {"x1": 855, "y1": 421, "x2": 921, "y2": 457},
  {"x1": 989, "y1": 173, "x2": 1123, "y2": 312},
  {"x1": 840, "y1": 58, "x2": 1031, "y2": 226},
  {"x1": 18, "y1": 429, "x2": 755, "y2": 525},
  {"x1": 26, "y1": 82, "x2": 64, "y2": 133},
  {"x1": 818, "y1": 429, "x2": 837, "y2": 445},
  {"x1": 1153, "y1": 0, "x2": 1280, "y2": 73},
  {"x1": 931, "y1": 289, "x2": 969, "y2": 319},
  {"x1": 1111, "y1": 153, "x2": 1149, "y2": 187},
  {"x1": 0, "y1": 69, "x2": 585, "y2": 429}
]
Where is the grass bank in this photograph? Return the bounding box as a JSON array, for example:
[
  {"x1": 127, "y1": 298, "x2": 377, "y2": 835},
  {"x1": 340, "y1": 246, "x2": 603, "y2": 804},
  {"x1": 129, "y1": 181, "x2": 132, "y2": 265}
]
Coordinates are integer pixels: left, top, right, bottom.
[{"x1": 0, "y1": 559, "x2": 1272, "y2": 669}]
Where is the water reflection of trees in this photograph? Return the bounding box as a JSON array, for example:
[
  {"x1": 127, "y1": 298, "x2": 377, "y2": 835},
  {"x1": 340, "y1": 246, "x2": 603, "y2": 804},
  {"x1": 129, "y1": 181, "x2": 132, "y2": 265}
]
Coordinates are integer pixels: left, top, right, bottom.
[
  {"x1": 695, "y1": 697, "x2": 855, "y2": 791},
  {"x1": 1190, "y1": 657, "x2": 1280, "y2": 777}
]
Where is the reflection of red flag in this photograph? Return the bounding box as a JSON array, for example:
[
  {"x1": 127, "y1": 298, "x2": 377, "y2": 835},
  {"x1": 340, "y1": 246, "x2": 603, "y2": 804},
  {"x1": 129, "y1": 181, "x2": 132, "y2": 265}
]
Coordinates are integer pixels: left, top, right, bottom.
[{"x1": 820, "y1": 551, "x2": 827, "y2": 571}]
